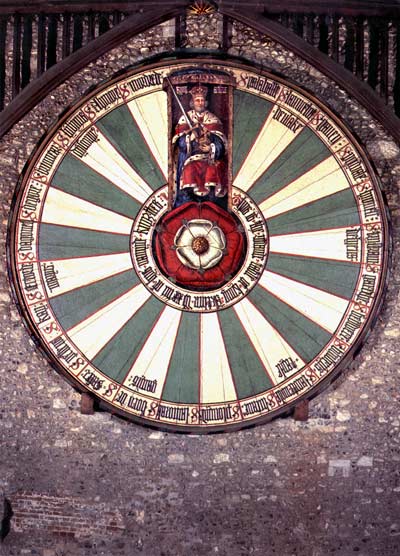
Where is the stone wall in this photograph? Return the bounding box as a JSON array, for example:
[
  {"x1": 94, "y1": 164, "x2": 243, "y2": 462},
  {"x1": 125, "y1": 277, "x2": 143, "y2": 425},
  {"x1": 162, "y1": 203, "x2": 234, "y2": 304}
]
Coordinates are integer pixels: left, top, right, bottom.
[{"x1": 0, "y1": 12, "x2": 399, "y2": 556}]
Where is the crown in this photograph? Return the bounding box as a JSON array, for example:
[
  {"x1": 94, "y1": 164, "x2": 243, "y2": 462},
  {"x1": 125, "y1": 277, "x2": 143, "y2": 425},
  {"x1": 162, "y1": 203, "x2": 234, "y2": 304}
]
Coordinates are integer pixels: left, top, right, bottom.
[{"x1": 190, "y1": 84, "x2": 208, "y2": 98}]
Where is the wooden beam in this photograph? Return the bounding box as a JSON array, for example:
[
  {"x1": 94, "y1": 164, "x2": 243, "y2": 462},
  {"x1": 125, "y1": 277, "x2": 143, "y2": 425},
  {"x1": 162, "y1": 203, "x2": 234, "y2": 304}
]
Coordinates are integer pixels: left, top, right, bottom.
[
  {"x1": 219, "y1": 7, "x2": 400, "y2": 144},
  {"x1": 0, "y1": 1, "x2": 399, "y2": 17},
  {"x1": 0, "y1": 5, "x2": 184, "y2": 137}
]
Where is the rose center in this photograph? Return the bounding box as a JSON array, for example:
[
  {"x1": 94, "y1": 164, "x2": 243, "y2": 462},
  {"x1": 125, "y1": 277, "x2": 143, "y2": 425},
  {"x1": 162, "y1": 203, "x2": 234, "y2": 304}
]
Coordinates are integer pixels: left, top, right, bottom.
[{"x1": 192, "y1": 236, "x2": 209, "y2": 255}]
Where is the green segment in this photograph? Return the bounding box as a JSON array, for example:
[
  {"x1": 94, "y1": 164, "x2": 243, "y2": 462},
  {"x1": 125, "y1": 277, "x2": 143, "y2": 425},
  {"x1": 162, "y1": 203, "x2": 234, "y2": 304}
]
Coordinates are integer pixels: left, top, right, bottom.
[
  {"x1": 249, "y1": 127, "x2": 331, "y2": 204},
  {"x1": 39, "y1": 224, "x2": 130, "y2": 260},
  {"x1": 233, "y1": 90, "x2": 274, "y2": 178},
  {"x1": 93, "y1": 296, "x2": 163, "y2": 383},
  {"x1": 96, "y1": 104, "x2": 164, "y2": 189},
  {"x1": 266, "y1": 253, "x2": 360, "y2": 300},
  {"x1": 162, "y1": 312, "x2": 199, "y2": 404},
  {"x1": 267, "y1": 188, "x2": 360, "y2": 236},
  {"x1": 249, "y1": 286, "x2": 331, "y2": 363},
  {"x1": 52, "y1": 154, "x2": 140, "y2": 219},
  {"x1": 218, "y1": 309, "x2": 273, "y2": 399},
  {"x1": 49, "y1": 269, "x2": 138, "y2": 331}
]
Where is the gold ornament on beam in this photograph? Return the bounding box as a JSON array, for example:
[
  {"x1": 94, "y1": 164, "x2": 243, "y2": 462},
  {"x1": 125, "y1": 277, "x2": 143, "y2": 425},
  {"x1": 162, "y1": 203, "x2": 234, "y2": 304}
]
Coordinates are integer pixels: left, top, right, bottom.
[{"x1": 188, "y1": 1, "x2": 216, "y2": 15}]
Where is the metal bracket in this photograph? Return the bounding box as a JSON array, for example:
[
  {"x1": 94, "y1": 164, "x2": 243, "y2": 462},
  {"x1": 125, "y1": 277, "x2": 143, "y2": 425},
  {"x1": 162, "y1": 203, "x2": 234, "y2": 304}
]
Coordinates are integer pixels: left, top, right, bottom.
[
  {"x1": 293, "y1": 399, "x2": 309, "y2": 421},
  {"x1": 80, "y1": 392, "x2": 95, "y2": 415}
]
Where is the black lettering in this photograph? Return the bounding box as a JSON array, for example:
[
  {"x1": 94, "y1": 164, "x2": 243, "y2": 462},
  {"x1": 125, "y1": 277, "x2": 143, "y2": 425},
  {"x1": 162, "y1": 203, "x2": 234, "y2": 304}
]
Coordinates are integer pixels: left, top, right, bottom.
[
  {"x1": 20, "y1": 263, "x2": 38, "y2": 292},
  {"x1": 18, "y1": 221, "x2": 35, "y2": 252},
  {"x1": 23, "y1": 184, "x2": 42, "y2": 212},
  {"x1": 42, "y1": 262, "x2": 60, "y2": 293},
  {"x1": 356, "y1": 274, "x2": 376, "y2": 304},
  {"x1": 37, "y1": 144, "x2": 62, "y2": 176},
  {"x1": 134, "y1": 238, "x2": 149, "y2": 266}
]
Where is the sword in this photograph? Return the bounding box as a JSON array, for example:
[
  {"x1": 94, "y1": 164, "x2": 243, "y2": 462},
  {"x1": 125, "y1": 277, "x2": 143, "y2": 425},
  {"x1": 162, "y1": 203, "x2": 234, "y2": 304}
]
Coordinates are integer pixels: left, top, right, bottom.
[{"x1": 165, "y1": 76, "x2": 192, "y2": 129}]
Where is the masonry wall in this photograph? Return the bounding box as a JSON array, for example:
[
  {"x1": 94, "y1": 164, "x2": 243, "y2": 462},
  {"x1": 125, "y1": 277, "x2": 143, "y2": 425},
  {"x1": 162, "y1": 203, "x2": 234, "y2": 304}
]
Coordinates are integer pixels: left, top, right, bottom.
[{"x1": 0, "y1": 13, "x2": 399, "y2": 556}]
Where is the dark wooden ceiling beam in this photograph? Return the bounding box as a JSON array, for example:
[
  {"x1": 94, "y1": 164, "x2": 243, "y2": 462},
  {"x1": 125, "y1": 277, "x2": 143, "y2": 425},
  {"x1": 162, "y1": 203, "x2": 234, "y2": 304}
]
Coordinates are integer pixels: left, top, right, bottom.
[
  {"x1": 219, "y1": 6, "x2": 400, "y2": 144},
  {"x1": 0, "y1": 1, "x2": 399, "y2": 16},
  {"x1": 0, "y1": 5, "x2": 184, "y2": 137}
]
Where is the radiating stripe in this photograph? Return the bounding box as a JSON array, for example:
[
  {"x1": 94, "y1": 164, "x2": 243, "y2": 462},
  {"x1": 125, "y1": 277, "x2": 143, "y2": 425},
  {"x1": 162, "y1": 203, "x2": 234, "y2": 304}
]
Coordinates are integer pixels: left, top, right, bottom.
[
  {"x1": 233, "y1": 297, "x2": 305, "y2": 384},
  {"x1": 162, "y1": 312, "x2": 199, "y2": 404},
  {"x1": 44, "y1": 252, "x2": 133, "y2": 298},
  {"x1": 42, "y1": 188, "x2": 133, "y2": 234},
  {"x1": 260, "y1": 156, "x2": 349, "y2": 220},
  {"x1": 39, "y1": 224, "x2": 130, "y2": 261},
  {"x1": 233, "y1": 90, "x2": 274, "y2": 178},
  {"x1": 248, "y1": 286, "x2": 331, "y2": 363},
  {"x1": 93, "y1": 296, "x2": 163, "y2": 383},
  {"x1": 73, "y1": 128, "x2": 153, "y2": 204},
  {"x1": 49, "y1": 269, "x2": 138, "y2": 331},
  {"x1": 199, "y1": 312, "x2": 237, "y2": 403},
  {"x1": 68, "y1": 283, "x2": 151, "y2": 361},
  {"x1": 52, "y1": 154, "x2": 141, "y2": 219},
  {"x1": 248, "y1": 127, "x2": 330, "y2": 205},
  {"x1": 218, "y1": 308, "x2": 273, "y2": 399},
  {"x1": 267, "y1": 188, "x2": 360, "y2": 236},
  {"x1": 126, "y1": 91, "x2": 168, "y2": 180},
  {"x1": 270, "y1": 227, "x2": 356, "y2": 262},
  {"x1": 233, "y1": 106, "x2": 304, "y2": 191},
  {"x1": 96, "y1": 103, "x2": 165, "y2": 189},
  {"x1": 259, "y1": 270, "x2": 348, "y2": 334},
  {"x1": 121, "y1": 306, "x2": 182, "y2": 398},
  {"x1": 266, "y1": 253, "x2": 359, "y2": 299}
]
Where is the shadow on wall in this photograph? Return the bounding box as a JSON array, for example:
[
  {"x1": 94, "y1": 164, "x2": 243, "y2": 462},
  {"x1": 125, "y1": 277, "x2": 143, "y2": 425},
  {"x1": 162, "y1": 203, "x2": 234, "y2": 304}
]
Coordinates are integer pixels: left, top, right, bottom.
[{"x1": 1, "y1": 493, "x2": 13, "y2": 542}]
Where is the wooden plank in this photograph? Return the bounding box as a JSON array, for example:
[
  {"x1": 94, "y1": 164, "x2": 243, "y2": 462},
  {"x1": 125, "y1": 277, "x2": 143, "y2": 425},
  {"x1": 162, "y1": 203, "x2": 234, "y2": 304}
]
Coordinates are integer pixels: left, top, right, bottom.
[
  {"x1": 293, "y1": 399, "x2": 309, "y2": 421},
  {"x1": 306, "y1": 13, "x2": 315, "y2": 45},
  {"x1": 12, "y1": 13, "x2": 21, "y2": 98},
  {"x1": 0, "y1": 1, "x2": 188, "y2": 14},
  {"x1": 318, "y1": 14, "x2": 329, "y2": 53},
  {"x1": 37, "y1": 13, "x2": 46, "y2": 77},
  {"x1": 394, "y1": 19, "x2": 400, "y2": 116},
  {"x1": 219, "y1": 9, "x2": 400, "y2": 143},
  {"x1": 0, "y1": 17, "x2": 7, "y2": 110},
  {"x1": 112, "y1": 10, "x2": 121, "y2": 26},
  {"x1": 72, "y1": 13, "x2": 83, "y2": 51},
  {"x1": 0, "y1": 1, "x2": 399, "y2": 16},
  {"x1": 0, "y1": 6, "x2": 185, "y2": 137},
  {"x1": 292, "y1": 13, "x2": 304, "y2": 38},
  {"x1": 344, "y1": 17, "x2": 355, "y2": 72},
  {"x1": 87, "y1": 11, "x2": 95, "y2": 40},
  {"x1": 21, "y1": 14, "x2": 32, "y2": 88},
  {"x1": 175, "y1": 12, "x2": 186, "y2": 49},
  {"x1": 98, "y1": 13, "x2": 110, "y2": 35},
  {"x1": 62, "y1": 12, "x2": 71, "y2": 58},
  {"x1": 380, "y1": 20, "x2": 389, "y2": 101},
  {"x1": 46, "y1": 14, "x2": 58, "y2": 69},
  {"x1": 331, "y1": 14, "x2": 339, "y2": 62},
  {"x1": 222, "y1": 13, "x2": 232, "y2": 52},
  {"x1": 368, "y1": 20, "x2": 380, "y2": 90},
  {"x1": 355, "y1": 16, "x2": 364, "y2": 79}
]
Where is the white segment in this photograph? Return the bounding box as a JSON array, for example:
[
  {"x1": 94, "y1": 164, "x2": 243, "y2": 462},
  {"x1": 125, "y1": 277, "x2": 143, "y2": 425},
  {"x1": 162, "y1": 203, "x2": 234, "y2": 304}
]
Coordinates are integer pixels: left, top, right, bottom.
[
  {"x1": 270, "y1": 228, "x2": 352, "y2": 262},
  {"x1": 260, "y1": 156, "x2": 348, "y2": 219},
  {"x1": 42, "y1": 187, "x2": 133, "y2": 234},
  {"x1": 234, "y1": 109, "x2": 303, "y2": 191},
  {"x1": 122, "y1": 305, "x2": 182, "y2": 397},
  {"x1": 233, "y1": 297, "x2": 305, "y2": 384},
  {"x1": 68, "y1": 283, "x2": 151, "y2": 359},
  {"x1": 259, "y1": 270, "x2": 349, "y2": 333},
  {"x1": 127, "y1": 91, "x2": 168, "y2": 180},
  {"x1": 200, "y1": 312, "x2": 237, "y2": 403},
  {"x1": 73, "y1": 128, "x2": 153, "y2": 204},
  {"x1": 45, "y1": 253, "x2": 133, "y2": 298}
]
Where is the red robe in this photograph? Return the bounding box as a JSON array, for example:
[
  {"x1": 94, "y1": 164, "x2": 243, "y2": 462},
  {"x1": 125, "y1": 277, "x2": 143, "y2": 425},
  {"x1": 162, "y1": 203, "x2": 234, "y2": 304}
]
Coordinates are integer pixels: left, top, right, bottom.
[{"x1": 173, "y1": 109, "x2": 227, "y2": 198}]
